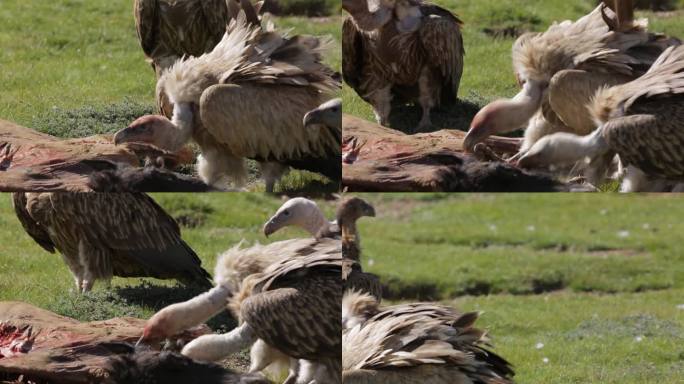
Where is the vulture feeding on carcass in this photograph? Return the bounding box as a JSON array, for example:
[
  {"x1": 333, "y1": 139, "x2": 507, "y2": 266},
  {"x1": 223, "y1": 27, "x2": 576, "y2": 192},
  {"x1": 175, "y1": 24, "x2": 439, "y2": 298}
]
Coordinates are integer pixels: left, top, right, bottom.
[
  {"x1": 12, "y1": 193, "x2": 213, "y2": 293},
  {"x1": 519, "y1": 44, "x2": 684, "y2": 192},
  {"x1": 117, "y1": 1, "x2": 340, "y2": 192},
  {"x1": 464, "y1": 0, "x2": 679, "y2": 182},
  {"x1": 342, "y1": 290, "x2": 515, "y2": 384},
  {"x1": 342, "y1": 0, "x2": 464, "y2": 130},
  {"x1": 262, "y1": 197, "x2": 336, "y2": 238},
  {"x1": 139, "y1": 237, "x2": 342, "y2": 383}
]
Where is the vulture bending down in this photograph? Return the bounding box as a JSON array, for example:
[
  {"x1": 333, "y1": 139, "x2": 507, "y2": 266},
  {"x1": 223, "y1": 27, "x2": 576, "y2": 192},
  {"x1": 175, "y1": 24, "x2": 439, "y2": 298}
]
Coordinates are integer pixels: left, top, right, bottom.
[
  {"x1": 117, "y1": 1, "x2": 340, "y2": 192},
  {"x1": 12, "y1": 193, "x2": 212, "y2": 293},
  {"x1": 464, "y1": 1, "x2": 679, "y2": 173},
  {"x1": 262, "y1": 197, "x2": 336, "y2": 238},
  {"x1": 342, "y1": 0, "x2": 464, "y2": 130},
  {"x1": 342, "y1": 290, "x2": 515, "y2": 384},
  {"x1": 519, "y1": 44, "x2": 684, "y2": 192},
  {"x1": 140, "y1": 238, "x2": 342, "y2": 383}
]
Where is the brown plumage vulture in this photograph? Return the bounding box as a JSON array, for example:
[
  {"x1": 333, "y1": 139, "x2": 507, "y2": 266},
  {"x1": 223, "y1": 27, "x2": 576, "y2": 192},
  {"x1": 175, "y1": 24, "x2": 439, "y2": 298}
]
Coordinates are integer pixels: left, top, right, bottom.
[
  {"x1": 342, "y1": 0, "x2": 464, "y2": 130},
  {"x1": 12, "y1": 193, "x2": 213, "y2": 293},
  {"x1": 140, "y1": 237, "x2": 342, "y2": 383},
  {"x1": 464, "y1": 1, "x2": 679, "y2": 163},
  {"x1": 117, "y1": 1, "x2": 340, "y2": 192},
  {"x1": 519, "y1": 44, "x2": 684, "y2": 192},
  {"x1": 336, "y1": 197, "x2": 382, "y2": 302},
  {"x1": 342, "y1": 290, "x2": 515, "y2": 384},
  {"x1": 304, "y1": 98, "x2": 342, "y2": 149},
  {"x1": 134, "y1": 0, "x2": 236, "y2": 78}
]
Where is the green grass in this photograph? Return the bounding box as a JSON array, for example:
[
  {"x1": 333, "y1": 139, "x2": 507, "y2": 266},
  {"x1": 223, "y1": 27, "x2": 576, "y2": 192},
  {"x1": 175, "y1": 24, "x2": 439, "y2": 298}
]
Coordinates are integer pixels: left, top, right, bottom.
[
  {"x1": 0, "y1": 0, "x2": 342, "y2": 192},
  {"x1": 343, "y1": 0, "x2": 684, "y2": 131},
  {"x1": 351, "y1": 193, "x2": 684, "y2": 384}
]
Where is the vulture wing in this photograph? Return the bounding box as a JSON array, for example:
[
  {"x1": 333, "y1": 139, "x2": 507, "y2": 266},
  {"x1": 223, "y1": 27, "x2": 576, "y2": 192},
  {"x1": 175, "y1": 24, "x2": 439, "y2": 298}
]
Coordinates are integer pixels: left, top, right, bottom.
[
  {"x1": 418, "y1": 4, "x2": 464, "y2": 103},
  {"x1": 12, "y1": 193, "x2": 55, "y2": 253},
  {"x1": 134, "y1": 0, "x2": 160, "y2": 58},
  {"x1": 604, "y1": 104, "x2": 684, "y2": 179},
  {"x1": 240, "y1": 241, "x2": 342, "y2": 360},
  {"x1": 342, "y1": 17, "x2": 365, "y2": 94},
  {"x1": 37, "y1": 193, "x2": 212, "y2": 286}
]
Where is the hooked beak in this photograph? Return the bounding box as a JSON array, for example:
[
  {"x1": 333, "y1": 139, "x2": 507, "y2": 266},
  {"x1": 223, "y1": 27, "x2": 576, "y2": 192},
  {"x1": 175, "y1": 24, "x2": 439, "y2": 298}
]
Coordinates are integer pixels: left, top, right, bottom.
[
  {"x1": 303, "y1": 110, "x2": 320, "y2": 128},
  {"x1": 364, "y1": 205, "x2": 376, "y2": 217},
  {"x1": 113, "y1": 128, "x2": 131, "y2": 146},
  {"x1": 263, "y1": 220, "x2": 278, "y2": 237}
]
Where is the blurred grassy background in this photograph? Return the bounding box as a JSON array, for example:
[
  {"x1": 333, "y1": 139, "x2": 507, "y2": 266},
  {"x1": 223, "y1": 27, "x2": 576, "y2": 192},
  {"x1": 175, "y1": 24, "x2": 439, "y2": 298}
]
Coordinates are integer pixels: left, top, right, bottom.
[
  {"x1": 343, "y1": 0, "x2": 684, "y2": 132},
  {"x1": 0, "y1": 0, "x2": 341, "y2": 192},
  {"x1": 350, "y1": 193, "x2": 684, "y2": 384}
]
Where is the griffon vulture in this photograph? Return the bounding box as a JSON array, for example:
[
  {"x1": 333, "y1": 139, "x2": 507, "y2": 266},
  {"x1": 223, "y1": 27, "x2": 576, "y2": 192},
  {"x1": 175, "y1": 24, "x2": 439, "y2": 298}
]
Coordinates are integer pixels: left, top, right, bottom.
[
  {"x1": 519, "y1": 44, "x2": 684, "y2": 192},
  {"x1": 116, "y1": 1, "x2": 340, "y2": 192},
  {"x1": 342, "y1": 0, "x2": 464, "y2": 130},
  {"x1": 342, "y1": 290, "x2": 515, "y2": 384},
  {"x1": 139, "y1": 238, "x2": 342, "y2": 383},
  {"x1": 12, "y1": 193, "x2": 213, "y2": 293},
  {"x1": 262, "y1": 197, "x2": 336, "y2": 238},
  {"x1": 464, "y1": 1, "x2": 678, "y2": 162},
  {"x1": 303, "y1": 98, "x2": 342, "y2": 149}
]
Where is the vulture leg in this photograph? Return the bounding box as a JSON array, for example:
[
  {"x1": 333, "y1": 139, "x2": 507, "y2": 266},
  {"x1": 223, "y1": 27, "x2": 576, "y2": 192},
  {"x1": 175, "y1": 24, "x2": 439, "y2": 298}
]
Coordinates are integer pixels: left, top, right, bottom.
[
  {"x1": 282, "y1": 359, "x2": 301, "y2": 384},
  {"x1": 368, "y1": 85, "x2": 392, "y2": 126},
  {"x1": 197, "y1": 148, "x2": 247, "y2": 189},
  {"x1": 181, "y1": 322, "x2": 257, "y2": 362},
  {"x1": 78, "y1": 241, "x2": 112, "y2": 293},
  {"x1": 417, "y1": 67, "x2": 438, "y2": 132},
  {"x1": 259, "y1": 161, "x2": 290, "y2": 193}
]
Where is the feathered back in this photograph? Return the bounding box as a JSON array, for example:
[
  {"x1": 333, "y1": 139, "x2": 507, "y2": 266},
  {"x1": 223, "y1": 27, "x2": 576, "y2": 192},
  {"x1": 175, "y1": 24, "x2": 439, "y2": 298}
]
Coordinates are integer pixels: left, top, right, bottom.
[
  {"x1": 343, "y1": 305, "x2": 514, "y2": 382},
  {"x1": 591, "y1": 43, "x2": 684, "y2": 124},
  {"x1": 512, "y1": 5, "x2": 674, "y2": 83},
  {"x1": 159, "y1": 0, "x2": 337, "y2": 106}
]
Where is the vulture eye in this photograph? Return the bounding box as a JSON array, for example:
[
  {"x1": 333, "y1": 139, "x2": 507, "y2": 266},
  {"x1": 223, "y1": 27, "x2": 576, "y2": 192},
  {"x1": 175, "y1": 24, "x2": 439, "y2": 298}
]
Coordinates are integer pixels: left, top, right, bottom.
[{"x1": 283, "y1": 210, "x2": 290, "y2": 216}]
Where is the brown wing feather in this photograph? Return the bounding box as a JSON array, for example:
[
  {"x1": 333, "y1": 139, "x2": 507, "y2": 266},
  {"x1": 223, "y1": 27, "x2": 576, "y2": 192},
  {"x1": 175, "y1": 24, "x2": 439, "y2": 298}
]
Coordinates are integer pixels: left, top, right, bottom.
[
  {"x1": 418, "y1": 4, "x2": 464, "y2": 101},
  {"x1": 12, "y1": 193, "x2": 55, "y2": 254},
  {"x1": 38, "y1": 193, "x2": 212, "y2": 286},
  {"x1": 605, "y1": 100, "x2": 684, "y2": 179},
  {"x1": 134, "y1": 0, "x2": 159, "y2": 58}
]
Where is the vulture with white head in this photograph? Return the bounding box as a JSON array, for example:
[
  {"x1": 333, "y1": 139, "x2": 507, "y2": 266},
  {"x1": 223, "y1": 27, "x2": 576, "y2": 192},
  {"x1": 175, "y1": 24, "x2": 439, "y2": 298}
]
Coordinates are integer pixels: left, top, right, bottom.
[
  {"x1": 117, "y1": 1, "x2": 340, "y2": 192},
  {"x1": 304, "y1": 98, "x2": 342, "y2": 149},
  {"x1": 342, "y1": 0, "x2": 464, "y2": 130},
  {"x1": 519, "y1": 44, "x2": 684, "y2": 192},
  {"x1": 12, "y1": 193, "x2": 213, "y2": 293},
  {"x1": 342, "y1": 290, "x2": 515, "y2": 384},
  {"x1": 464, "y1": 0, "x2": 679, "y2": 164},
  {"x1": 140, "y1": 238, "x2": 342, "y2": 383},
  {"x1": 262, "y1": 197, "x2": 336, "y2": 238}
]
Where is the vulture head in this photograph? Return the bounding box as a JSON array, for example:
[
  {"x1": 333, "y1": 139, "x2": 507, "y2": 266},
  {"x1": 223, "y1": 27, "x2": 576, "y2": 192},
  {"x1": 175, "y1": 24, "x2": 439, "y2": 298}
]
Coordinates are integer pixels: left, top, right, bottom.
[
  {"x1": 263, "y1": 197, "x2": 326, "y2": 237},
  {"x1": 518, "y1": 130, "x2": 602, "y2": 169},
  {"x1": 114, "y1": 115, "x2": 178, "y2": 151},
  {"x1": 342, "y1": 0, "x2": 395, "y2": 31},
  {"x1": 303, "y1": 98, "x2": 342, "y2": 131},
  {"x1": 464, "y1": 78, "x2": 547, "y2": 152},
  {"x1": 342, "y1": 289, "x2": 379, "y2": 330},
  {"x1": 139, "y1": 304, "x2": 185, "y2": 344},
  {"x1": 337, "y1": 197, "x2": 376, "y2": 227}
]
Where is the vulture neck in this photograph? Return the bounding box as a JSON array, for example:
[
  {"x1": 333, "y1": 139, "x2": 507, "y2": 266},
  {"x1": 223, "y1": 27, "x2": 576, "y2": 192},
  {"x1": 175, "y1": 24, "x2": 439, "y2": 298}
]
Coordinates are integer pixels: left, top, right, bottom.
[
  {"x1": 505, "y1": 81, "x2": 545, "y2": 131},
  {"x1": 169, "y1": 102, "x2": 196, "y2": 151},
  {"x1": 550, "y1": 128, "x2": 609, "y2": 165},
  {"x1": 305, "y1": 210, "x2": 330, "y2": 237},
  {"x1": 346, "y1": 0, "x2": 393, "y2": 31},
  {"x1": 341, "y1": 220, "x2": 361, "y2": 261}
]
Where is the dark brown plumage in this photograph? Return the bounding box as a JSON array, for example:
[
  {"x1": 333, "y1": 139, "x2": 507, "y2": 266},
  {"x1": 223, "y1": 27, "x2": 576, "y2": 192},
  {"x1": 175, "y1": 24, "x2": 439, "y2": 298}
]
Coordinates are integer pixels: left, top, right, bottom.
[
  {"x1": 343, "y1": 0, "x2": 464, "y2": 130},
  {"x1": 13, "y1": 193, "x2": 212, "y2": 292}
]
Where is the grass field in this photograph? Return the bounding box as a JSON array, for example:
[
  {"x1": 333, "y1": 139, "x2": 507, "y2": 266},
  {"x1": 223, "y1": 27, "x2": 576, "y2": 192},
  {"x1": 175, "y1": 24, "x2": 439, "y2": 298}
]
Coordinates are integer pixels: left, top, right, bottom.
[
  {"x1": 0, "y1": 0, "x2": 342, "y2": 192},
  {"x1": 343, "y1": 0, "x2": 684, "y2": 132},
  {"x1": 351, "y1": 194, "x2": 684, "y2": 383}
]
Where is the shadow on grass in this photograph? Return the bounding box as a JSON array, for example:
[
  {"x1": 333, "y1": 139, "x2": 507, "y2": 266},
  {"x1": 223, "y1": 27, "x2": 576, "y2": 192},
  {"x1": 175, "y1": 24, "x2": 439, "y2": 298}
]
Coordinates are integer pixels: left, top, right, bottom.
[
  {"x1": 387, "y1": 97, "x2": 483, "y2": 134},
  {"x1": 48, "y1": 281, "x2": 236, "y2": 332}
]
